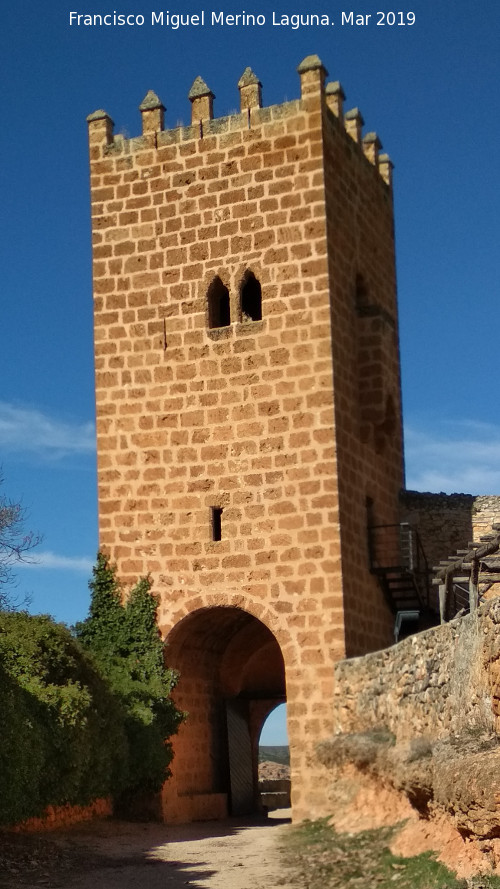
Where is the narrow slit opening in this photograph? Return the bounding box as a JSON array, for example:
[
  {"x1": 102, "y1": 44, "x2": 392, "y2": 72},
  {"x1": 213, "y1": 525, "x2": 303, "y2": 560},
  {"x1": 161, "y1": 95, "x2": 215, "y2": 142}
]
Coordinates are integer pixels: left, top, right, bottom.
[{"x1": 211, "y1": 507, "x2": 223, "y2": 541}]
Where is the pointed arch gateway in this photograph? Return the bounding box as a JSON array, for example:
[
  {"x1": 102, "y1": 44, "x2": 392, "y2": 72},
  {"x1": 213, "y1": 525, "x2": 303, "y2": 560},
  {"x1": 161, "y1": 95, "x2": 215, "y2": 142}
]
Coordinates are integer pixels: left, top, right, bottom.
[{"x1": 160, "y1": 606, "x2": 286, "y2": 823}]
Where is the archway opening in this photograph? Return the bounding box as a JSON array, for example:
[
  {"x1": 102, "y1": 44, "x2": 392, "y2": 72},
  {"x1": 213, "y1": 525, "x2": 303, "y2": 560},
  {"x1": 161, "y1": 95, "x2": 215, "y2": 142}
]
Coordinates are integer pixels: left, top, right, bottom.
[
  {"x1": 162, "y1": 606, "x2": 286, "y2": 822},
  {"x1": 258, "y1": 703, "x2": 291, "y2": 814},
  {"x1": 260, "y1": 702, "x2": 288, "y2": 747}
]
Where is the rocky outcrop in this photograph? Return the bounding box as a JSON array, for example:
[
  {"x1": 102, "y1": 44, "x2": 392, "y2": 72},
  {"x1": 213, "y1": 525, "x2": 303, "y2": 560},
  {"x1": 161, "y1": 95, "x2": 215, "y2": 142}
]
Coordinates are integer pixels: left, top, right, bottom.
[{"x1": 318, "y1": 729, "x2": 500, "y2": 834}]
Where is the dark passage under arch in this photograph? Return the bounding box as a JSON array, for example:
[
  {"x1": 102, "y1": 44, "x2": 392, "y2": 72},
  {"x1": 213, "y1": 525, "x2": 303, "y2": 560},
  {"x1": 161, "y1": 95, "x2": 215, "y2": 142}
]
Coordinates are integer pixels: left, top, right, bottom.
[{"x1": 164, "y1": 606, "x2": 285, "y2": 819}]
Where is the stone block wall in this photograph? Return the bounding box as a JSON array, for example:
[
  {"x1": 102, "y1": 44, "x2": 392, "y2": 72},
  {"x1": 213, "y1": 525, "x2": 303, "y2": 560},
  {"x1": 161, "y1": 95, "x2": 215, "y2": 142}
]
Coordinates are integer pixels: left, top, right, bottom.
[{"x1": 322, "y1": 98, "x2": 404, "y2": 657}]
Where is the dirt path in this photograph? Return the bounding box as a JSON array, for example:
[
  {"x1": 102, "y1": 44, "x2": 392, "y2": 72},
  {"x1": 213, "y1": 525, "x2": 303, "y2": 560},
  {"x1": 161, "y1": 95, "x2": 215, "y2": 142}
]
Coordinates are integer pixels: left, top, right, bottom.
[{"x1": 22, "y1": 811, "x2": 294, "y2": 889}]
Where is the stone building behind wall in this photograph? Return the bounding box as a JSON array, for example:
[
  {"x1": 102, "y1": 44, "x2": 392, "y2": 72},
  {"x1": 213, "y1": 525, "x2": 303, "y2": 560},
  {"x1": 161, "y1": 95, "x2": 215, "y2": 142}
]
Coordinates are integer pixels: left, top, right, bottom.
[
  {"x1": 401, "y1": 492, "x2": 500, "y2": 579},
  {"x1": 88, "y1": 55, "x2": 410, "y2": 822}
]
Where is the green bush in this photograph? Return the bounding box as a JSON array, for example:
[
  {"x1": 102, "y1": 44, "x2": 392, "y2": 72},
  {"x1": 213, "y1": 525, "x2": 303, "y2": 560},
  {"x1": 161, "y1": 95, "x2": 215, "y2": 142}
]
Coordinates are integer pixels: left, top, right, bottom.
[
  {"x1": 0, "y1": 556, "x2": 183, "y2": 825},
  {"x1": 0, "y1": 612, "x2": 128, "y2": 825}
]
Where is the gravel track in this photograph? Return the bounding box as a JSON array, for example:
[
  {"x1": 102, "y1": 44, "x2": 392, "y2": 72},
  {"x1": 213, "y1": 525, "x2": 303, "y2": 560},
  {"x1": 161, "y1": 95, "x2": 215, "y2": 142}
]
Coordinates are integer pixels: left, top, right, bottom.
[{"x1": 1, "y1": 811, "x2": 294, "y2": 889}]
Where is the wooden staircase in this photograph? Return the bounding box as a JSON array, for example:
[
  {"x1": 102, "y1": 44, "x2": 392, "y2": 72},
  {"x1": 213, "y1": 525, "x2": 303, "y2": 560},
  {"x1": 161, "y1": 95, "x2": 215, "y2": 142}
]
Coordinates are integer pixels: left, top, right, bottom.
[
  {"x1": 377, "y1": 567, "x2": 423, "y2": 613},
  {"x1": 370, "y1": 521, "x2": 500, "y2": 636}
]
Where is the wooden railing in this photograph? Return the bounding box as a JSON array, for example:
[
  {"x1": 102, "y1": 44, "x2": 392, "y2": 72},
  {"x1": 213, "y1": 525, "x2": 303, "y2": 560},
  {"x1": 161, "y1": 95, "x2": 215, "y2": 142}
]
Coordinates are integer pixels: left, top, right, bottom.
[{"x1": 433, "y1": 524, "x2": 500, "y2": 621}]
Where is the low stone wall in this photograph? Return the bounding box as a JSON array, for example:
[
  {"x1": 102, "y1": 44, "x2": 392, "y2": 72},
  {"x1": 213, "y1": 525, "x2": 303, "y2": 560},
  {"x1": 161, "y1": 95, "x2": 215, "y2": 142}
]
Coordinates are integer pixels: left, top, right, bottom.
[
  {"x1": 11, "y1": 798, "x2": 112, "y2": 832},
  {"x1": 332, "y1": 604, "x2": 495, "y2": 741},
  {"x1": 259, "y1": 778, "x2": 291, "y2": 812}
]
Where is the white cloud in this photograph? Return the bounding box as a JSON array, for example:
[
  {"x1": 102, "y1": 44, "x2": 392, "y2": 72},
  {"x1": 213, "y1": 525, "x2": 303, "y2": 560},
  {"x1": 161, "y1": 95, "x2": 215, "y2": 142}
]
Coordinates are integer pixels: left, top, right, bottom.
[
  {"x1": 404, "y1": 420, "x2": 500, "y2": 495},
  {"x1": 0, "y1": 402, "x2": 95, "y2": 457},
  {"x1": 19, "y1": 551, "x2": 94, "y2": 573}
]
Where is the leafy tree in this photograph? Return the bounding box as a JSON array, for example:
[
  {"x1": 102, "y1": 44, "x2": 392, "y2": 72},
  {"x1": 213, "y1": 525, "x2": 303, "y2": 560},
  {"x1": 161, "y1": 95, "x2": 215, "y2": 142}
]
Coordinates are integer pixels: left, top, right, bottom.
[
  {"x1": 0, "y1": 474, "x2": 41, "y2": 609},
  {"x1": 74, "y1": 552, "x2": 124, "y2": 663},
  {"x1": 74, "y1": 554, "x2": 184, "y2": 801}
]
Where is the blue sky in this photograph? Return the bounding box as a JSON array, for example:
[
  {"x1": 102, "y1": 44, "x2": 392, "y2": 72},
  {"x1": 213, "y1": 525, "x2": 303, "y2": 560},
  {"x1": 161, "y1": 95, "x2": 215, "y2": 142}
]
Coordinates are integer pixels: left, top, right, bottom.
[{"x1": 1, "y1": 1, "x2": 498, "y2": 743}]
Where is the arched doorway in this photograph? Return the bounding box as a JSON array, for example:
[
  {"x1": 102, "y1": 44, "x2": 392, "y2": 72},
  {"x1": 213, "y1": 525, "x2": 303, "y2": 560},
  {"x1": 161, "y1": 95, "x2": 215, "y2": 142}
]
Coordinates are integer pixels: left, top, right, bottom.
[
  {"x1": 161, "y1": 606, "x2": 286, "y2": 823},
  {"x1": 258, "y1": 703, "x2": 291, "y2": 813}
]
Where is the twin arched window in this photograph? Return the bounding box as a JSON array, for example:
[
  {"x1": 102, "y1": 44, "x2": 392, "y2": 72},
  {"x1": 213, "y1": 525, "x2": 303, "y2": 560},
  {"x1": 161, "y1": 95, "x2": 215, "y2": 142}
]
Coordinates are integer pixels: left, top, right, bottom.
[{"x1": 207, "y1": 271, "x2": 262, "y2": 329}]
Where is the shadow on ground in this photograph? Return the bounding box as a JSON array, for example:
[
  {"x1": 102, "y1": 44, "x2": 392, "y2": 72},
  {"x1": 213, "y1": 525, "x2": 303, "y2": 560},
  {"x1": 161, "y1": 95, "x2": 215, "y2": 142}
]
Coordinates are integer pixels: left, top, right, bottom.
[{"x1": 0, "y1": 811, "x2": 292, "y2": 889}]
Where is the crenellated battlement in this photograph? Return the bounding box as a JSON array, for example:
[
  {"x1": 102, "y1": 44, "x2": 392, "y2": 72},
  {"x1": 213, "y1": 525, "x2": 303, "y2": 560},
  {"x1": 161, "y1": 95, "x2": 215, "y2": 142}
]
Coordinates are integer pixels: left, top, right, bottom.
[{"x1": 87, "y1": 55, "x2": 392, "y2": 184}]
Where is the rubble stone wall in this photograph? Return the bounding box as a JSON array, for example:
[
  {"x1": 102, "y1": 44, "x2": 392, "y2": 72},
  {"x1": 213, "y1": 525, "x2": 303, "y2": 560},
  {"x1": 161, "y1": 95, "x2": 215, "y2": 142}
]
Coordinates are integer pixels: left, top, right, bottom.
[
  {"x1": 472, "y1": 496, "x2": 500, "y2": 538},
  {"x1": 332, "y1": 602, "x2": 499, "y2": 742}
]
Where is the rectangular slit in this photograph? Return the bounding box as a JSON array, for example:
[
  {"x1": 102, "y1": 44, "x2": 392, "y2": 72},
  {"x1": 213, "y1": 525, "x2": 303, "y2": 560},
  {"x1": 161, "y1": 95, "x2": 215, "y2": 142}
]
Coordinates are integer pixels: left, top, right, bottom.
[{"x1": 211, "y1": 507, "x2": 223, "y2": 541}]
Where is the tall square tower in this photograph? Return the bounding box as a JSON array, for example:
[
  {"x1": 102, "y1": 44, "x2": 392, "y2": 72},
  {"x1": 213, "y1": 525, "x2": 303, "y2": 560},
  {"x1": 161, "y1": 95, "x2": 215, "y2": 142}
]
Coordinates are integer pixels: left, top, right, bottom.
[{"x1": 88, "y1": 56, "x2": 403, "y2": 822}]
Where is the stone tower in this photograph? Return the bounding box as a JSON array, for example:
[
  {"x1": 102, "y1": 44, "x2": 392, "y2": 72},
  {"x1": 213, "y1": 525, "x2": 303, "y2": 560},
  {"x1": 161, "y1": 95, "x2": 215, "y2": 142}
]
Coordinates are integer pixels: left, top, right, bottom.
[{"x1": 88, "y1": 55, "x2": 404, "y2": 823}]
